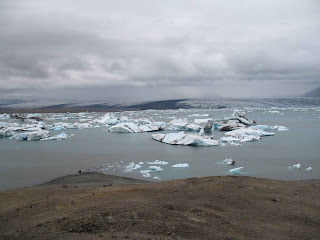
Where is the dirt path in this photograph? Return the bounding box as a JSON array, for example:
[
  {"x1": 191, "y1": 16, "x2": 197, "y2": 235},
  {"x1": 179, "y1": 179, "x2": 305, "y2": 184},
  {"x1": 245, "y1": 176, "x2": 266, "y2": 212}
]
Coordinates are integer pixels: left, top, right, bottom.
[{"x1": 0, "y1": 173, "x2": 319, "y2": 239}]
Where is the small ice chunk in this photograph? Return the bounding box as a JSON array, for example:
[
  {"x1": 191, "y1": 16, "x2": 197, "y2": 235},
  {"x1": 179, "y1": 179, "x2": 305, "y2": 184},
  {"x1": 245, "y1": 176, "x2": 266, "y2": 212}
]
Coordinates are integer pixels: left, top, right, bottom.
[
  {"x1": 147, "y1": 160, "x2": 168, "y2": 165},
  {"x1": 138, "y1": 162, "x2": 144, "y2": 165},
  {"x1": 290, "y1": 163, "x2": 301, "y2": 169},
  {"x1": 140, "y1": 170, "x2": 152, "y2": 178},
  {"x1": 305, "y1": 167, "x2": 312, "y2": 171},
  {"x1": 230, "y1": 142, "x2": 241, "y2": 146},
  {"x1": 124, "y1": 162, "x2": 142, "y2": 172},
  {"x1": 273, "y1": 125, "x2": 289, "y2": 131},
  {"x1": 229, "y1": 167, "x2": 244, "y2": 175},
  {"x1": 149, "y1": 166, "x2": 164, "y2": 172},
  {"x1": 172, "y1": 163, "x2": 190, "y2": 168},
  {"x1": 223, "y1": 158, "x2": 235, "y2": 165},
  {"x1": 42, "y1": 132, "x2": 68, "y2": 141},
  {"x1": 153, "y1": 176, "x2": 161, "y2": 180},
  {"x1": 199, "y1": 128, "x2": 205, "y2": 136}
]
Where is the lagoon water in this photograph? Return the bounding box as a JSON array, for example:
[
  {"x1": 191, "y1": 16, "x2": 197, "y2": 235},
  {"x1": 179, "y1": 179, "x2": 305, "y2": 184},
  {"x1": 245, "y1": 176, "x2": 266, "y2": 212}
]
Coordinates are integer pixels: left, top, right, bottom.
[{"x1": 1, "y1": 108, "x2": 320, "y2": 190}]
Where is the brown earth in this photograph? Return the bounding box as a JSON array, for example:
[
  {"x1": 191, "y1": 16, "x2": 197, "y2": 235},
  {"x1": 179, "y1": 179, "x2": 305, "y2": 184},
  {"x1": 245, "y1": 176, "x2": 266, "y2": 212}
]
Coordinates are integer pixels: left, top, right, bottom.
[{"x1": 0, "y1": 172, "x2": 319, "y2": 240}]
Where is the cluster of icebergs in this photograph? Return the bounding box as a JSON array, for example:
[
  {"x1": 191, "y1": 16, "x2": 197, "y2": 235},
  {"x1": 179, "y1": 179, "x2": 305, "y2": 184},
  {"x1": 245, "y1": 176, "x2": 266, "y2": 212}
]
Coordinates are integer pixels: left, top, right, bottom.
[
  {"x1": 0, "y1": 110, "x2": 290, "y2": 147},
  {"x1": 122, "y1": 160, "x2": 189, "y2": 179}
]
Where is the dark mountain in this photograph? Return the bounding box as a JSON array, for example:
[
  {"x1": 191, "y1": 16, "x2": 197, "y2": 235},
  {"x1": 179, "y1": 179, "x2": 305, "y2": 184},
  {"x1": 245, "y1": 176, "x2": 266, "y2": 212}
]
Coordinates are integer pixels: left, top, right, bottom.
[{"x1": 303, "y1": 87, "x2": 320, "y2": 97}]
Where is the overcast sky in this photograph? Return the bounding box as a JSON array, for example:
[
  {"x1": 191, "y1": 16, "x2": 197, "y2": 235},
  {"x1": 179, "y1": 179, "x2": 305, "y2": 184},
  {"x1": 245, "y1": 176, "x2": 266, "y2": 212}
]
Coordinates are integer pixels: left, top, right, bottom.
[{"x1": 1, "y1": 0, "x2": 320, "y2": 102}]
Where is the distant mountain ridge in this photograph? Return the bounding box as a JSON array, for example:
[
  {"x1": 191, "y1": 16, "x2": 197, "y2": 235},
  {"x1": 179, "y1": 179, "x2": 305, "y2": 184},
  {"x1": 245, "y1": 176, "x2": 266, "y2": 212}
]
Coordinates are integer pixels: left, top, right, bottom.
[{"x1": 303, "y1": 87, "x2": 320, "y2": 97}]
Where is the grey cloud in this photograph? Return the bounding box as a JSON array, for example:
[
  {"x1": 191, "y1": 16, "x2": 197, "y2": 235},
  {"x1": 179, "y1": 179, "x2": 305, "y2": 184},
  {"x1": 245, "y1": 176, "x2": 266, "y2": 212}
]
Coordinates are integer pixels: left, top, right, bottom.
[{"x1": 0, "y1": 0, "x2": 319, "y2": 100}]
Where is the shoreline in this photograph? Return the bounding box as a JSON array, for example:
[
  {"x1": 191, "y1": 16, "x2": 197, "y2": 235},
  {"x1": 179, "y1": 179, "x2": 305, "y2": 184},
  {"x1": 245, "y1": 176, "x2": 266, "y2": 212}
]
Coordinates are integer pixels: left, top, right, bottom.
[{"x1": 1, "y1": 171, "x2": 319, "y2": 192}]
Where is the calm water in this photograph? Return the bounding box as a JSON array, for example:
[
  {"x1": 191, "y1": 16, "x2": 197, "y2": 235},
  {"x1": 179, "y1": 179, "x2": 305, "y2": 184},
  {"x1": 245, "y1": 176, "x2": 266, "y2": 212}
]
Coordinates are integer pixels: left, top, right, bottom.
[{"x1": 1, "y1": 108, "x2": 320, "y2": 190}]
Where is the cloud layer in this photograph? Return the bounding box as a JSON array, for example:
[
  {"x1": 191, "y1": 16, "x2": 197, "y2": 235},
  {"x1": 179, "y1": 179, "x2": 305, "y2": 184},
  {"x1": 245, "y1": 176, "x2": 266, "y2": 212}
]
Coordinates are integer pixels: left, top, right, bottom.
[{"x1": 1, "y1": 0, "x2": 320, "y2": 100}]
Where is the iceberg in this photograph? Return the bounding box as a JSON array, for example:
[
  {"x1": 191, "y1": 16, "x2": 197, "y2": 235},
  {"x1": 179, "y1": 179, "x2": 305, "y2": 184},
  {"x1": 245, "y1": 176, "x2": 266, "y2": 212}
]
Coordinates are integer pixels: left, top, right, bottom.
[
  {"x1": 225, "y1": 128, "x2": 274, "y2": 141},
  {"x1": 168, "y1": 118, "x2": 201, "y2": 132},
  {"x1": 0, "y1": 113, "x2": 10, "y2": 119},
  {"x1": 306, "y1": 167, "x2": 312, "y2": 171},
  {"x1": 42, "y1": 132, "x2": 68, "y2": 141},
  {"x1": 189, "y1": 114, "x2": 210, "y2": 117},
  {"x1": 147, "y1": 160, "x2": 168, "y2": 165},
  {"x1": 108, "y1": 122, "x2": 162, "y2": 133},
  {"x1": 172, "y1": 163, "x2": 190, "y2": 168},
  {"x1": 75, "y1": 123, "x2": 93, "y2": 129},
  {"x1": 124, "y1": 162, "x2": 142, "y2": 172},
  {"x1": 215, "y1": 110, "x2": 255, "y2": 131},
  {"x1": 95, "y1": 113, "x2": 120, "y2": 125},
  {"x1": 290, "y1": 163, "x2": 301, "y2": 169},
  {"x1": 152, "y1": 131, "x2": 219, "y2": 146},
  {"x1": 149, "y1": 166, "x2": 164, "y2": 172},
  {"x1": 199, "y1": 128, "x2": 205, "y2": 136},
  {"x1": 223, "y1": 158, "x2": 235, "y2": 165},
  {"x1": 140, "y1": 170, "x2": 152, "y2": 178},
  {"x1": 229, "y1": 167, "x2": 244, "y2": 175},
  {"x1": 13, "y1": 129, "x2": 49, "y2": 141},
  {"x1": 273, "y1": 125, "x2": 289, "y2": 131},
  {"x1": 194, "y1": 118, "x2": 213, "y2": 124}
]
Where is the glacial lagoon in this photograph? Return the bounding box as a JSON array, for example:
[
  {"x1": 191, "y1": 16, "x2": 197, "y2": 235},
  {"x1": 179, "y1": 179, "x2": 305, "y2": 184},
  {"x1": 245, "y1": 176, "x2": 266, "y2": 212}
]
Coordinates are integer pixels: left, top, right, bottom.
[{"x1": 1, "y1": 108, "x2": 320, "y2": 190}]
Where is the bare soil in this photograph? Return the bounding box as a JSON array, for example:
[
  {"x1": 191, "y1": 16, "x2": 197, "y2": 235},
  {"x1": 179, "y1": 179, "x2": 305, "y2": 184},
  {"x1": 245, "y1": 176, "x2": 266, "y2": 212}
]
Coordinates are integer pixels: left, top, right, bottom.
[{"x1": 0, "y1": 173, "x2": 319, "y2": 240}]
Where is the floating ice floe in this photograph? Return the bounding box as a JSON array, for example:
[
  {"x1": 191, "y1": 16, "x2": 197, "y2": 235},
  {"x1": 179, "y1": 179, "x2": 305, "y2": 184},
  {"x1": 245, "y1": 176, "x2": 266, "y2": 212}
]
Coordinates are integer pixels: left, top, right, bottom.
[
  {"x1": 199, "y1": 128, "x2": 205, "y2": 136},
  {"x1": 13, "y1": 129, "x2": 49, "y2": 141},
  {"x1": 194, "y1": 118, "x2": 213, "y2": 124},
  {"x1": 147, "y1": 160, "x2": 168, "y2": 165},
  {"x1": 75, "y1": 123, "x2": 93, "y2": 129},
  {"x1": 306, "y1": 167, "x2": 312, "y2": 171},
  {"x1": 273, "y1": 125, "x2": 289, "y2": 131},
  {"x1": 189, "y1": 114, "x2": 210, "y2": 117},
  {"x1": 42, "y1": 132, "x2": 68, "y2": 141},
  {"x1": 168, "y1": 118, "x2": 201, "y2": 132},
  {"x1": 224, "y1": 128, "x2": 274, "y2": 142},
  {"x1": 108, "y1": 122, "x2": 162, "y2": 133},
  {"x1": 214, "y1": 110, "x2": 255, "y2": 131},
  {"x1": 153, "y1": 176, "x2": 161, "y2": 180},
  {"x1": 172, "y1": 163, "x2": 190, "y2": 168},
  {"x1": 289, "y1": 163, "x2": 301, "y2": 169},
  {"x1": 140, "y1": 170, "x2": 152, "y2": 177},
  {"x1": 149, "y1": 166, "x2": 164, "y2": 171},
  {"x1": 0, "y1": 113, "x2": 10, "y2": 119},
  {"x1": 223, "y1": 158, "x2": 235, "y2": 165},
  {"x1": 229, "y1": 167, "x2": 244, "y2": 175},
  {"x1": 124, "y1": 162, "x2": 142, "y2": 172},
  {"x1": 94, "y1": 113, "x2": 121, "y2": 125},
  {"x1": 152, "y1": 131, "x2": 219, "y2": 146}
]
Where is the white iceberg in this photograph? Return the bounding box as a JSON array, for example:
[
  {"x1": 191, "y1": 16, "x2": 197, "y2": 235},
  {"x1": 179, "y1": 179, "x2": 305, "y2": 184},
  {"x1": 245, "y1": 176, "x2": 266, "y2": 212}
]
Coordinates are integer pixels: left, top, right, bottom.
[
  {"x1": 42, "y1": 132, "x2": 68, "y2": 141},
  {"x1": 168, "y1": 118, "x2": 201, "y2": 132},
  {"x1": 95, "y1": 113, "x2": 120, "y2": 125},
  {"x1": 149, "y1": 166, "x2": 164, "y2": 172},
  {"x1": 194, "y1": 118, "x2": 213, "y2": 124},
  {"x1": 229, "y1": 167, "x2": 244, "y2": 175},
  {"x1": 172, "y1": 163, "x2": 190, "y2": 168},
  {"x1": 223, "y1": 158, "x2": 235, "y2": 165},
  {"x1": 225, "y1": 128, "x2": 274, "y2": 141},
  {"x1": 13, "y1": 129, "x2": 49, "y2": 141},
  {"x1": 75, "y1": 123, "x2": 93, "y2": 129},
  {"x1": 189, "y1": 114, "x2": 210, "y2": 117},
  {"x1": 273, "y1": 125, "x2": 289, "y2": 131},
  {"x1": 147, "y1": 160, "x2": 168, "y2": 165},
  {"x1": 108, "y1": 122, "x2": 162, "y2": 133},
  {"x1": 290, "y1": 163, "x2": 301, "y2": 169},
  {"x1": 306, "y1": 167, "x2": 312, "y2": 171},
  {"x1": 140, "y1": 170, "x2": 152, "y2": 178},
  {"x1": 124, "y1": 162, "x2": 142, "y2": 172},
  {"x1": 152, "y1": 131, "x2": 219, "y2": 146}
]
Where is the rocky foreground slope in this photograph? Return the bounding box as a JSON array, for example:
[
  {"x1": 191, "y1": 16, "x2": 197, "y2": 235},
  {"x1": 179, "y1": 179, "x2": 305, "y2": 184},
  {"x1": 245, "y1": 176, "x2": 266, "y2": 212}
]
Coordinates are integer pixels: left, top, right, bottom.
[{"x1": 0, "y1": 173, "x2": 319, "y2": 240}]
